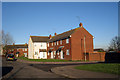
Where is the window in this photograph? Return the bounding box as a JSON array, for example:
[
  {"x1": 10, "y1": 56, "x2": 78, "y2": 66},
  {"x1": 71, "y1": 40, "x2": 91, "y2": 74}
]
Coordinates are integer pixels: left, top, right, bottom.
[
  {"x1": 54, "y1": 51, "x2": 56, "y2": 55},
  {"x1": 60, "y1": 40, "x2": 62, "y2": 45},
  {"x1": 25, "y1": 48, "x2": 27, "y2": 51},
  {"x1": 52, "y1": 42, "x2": 53, "y2": 46},
  {"x1": 24, "y1": 53, "x2": 27, "y2": 57},
  {"x1": 43, "y1": 52, "x2": 45, "y2": 58},
  {"x1": 48, "y1": 43, "x2": 49, "y2": 47},
  {"x1": 48, "y1": 52, "x2": 49, "y2": 55},
  {"x1": 57, "y1": 51, "x2": 59, "y2": 55},
  {"x1": 35, "y1": 52, "x2": 38, "y2": 55},
  {"x1": 41, "y1": 44, "x2": 43, "y2": 47},
  {"x1": 12, "y1": 49, "x2": 14, "y2": 51},
  {"x1": 66, "y1": 38, "x2": 69, "y2": 43},
  {"x1": 57, "y1": 41, "x2": 59, "y2": 45},
  {"x1": 66, "y1": 49, "x2": 69, "y2": 55},
  {"x1": 54, "y1": 42, "x2": 56, "y2": 46}
]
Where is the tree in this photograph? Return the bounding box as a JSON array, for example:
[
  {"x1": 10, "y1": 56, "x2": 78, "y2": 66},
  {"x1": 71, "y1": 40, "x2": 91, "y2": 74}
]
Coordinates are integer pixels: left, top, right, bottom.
[
  {"x1": 2, "y1": 30, "x2": 14, "y2": 55},
  {"x1": 108, "y1": 36, "x2": 120, "y2": 52},
  {"x1": 2, "y1": 30, "x2": 14, "y2": 46}
]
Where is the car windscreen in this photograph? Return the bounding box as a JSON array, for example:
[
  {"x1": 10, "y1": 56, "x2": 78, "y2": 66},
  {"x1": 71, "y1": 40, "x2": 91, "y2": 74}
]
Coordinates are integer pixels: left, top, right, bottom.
[{"x1": 8, "y1": 54, "x2": 14, "y2": 57}]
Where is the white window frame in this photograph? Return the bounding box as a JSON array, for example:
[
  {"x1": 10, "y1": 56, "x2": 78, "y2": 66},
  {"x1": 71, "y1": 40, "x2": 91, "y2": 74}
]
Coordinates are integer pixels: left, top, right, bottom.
[
  {"x1": 43, "y1": 52, "x2": 45, "y2": 58},
  {"x1": 54, "y1": 51, "x2": 56, "y2": 55},
  {"x1": 60, "y1": 40, "x2": 62, "y2": 45},
  {"x1": 25, "y1": 48, "x2": 27, "y2": 51},
  {"x1": 57, "y1": 41, "x2": 59, "y2": 45},
  {"x1": 66, "y1": 38, "x2": 69, "y2": 43},
  {"x1": 48, "y1": 52, "x2": 49, "y2": 55},
  {"x1": 52, "y1": 42, "x2": 53, "y2": 46},
  {"x1": 35, "y1": 52, "x2": 38, "y2": 55},
  {"x1": 54, "y1": 42, "x2": 56, "y2": 46},
  {"x1": 41, "y1": 44, "x2": 43, "y2": 47},
  {"x1": 66, "y1": 49, "x2": 69, "y2": 55},
  {"x1": 57, "y1": 51, "x2": 59, "y2": 55}
]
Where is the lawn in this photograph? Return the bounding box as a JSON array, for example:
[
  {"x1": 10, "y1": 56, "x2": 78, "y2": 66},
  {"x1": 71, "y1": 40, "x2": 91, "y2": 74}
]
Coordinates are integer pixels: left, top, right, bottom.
[
  {"x1": 17, "y1": 56, "x2": 89, "y2": 62},
  {"x1": 17, "y1": 56, "x2": 72, "y2": 62},
  {"x1": 75, "y1": 63, "x2": 120, "y2": 75}
]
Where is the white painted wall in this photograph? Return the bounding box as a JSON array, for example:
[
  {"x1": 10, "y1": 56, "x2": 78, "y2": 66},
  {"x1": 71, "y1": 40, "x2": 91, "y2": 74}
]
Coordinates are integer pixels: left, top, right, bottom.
[
  {"x1": 28, "y1": 37, "x2": 48, "y2": 59},
  {"x1": 28, "y1": 37, "x2": 34, "y2": 59},
  {"x1": 33, "y1": 42, "x2": 47, "y2": 59}
]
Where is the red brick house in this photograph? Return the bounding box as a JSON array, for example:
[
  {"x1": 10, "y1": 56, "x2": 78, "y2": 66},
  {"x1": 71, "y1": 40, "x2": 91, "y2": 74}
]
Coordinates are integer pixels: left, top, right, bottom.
[
  {"x1": 4, "y1": 43, "x2": 28, "y2": 57},
  {"x1": 47, "y1": 23, "x2": 94, "y2": 61}
]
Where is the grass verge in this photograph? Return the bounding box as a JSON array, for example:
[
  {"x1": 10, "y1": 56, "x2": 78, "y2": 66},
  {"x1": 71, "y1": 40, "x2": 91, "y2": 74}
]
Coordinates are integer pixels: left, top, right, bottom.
[
  {"x1": 75, "y1": 63, "x2": 120, "y2": 75},
  {"x1": 17, "y1": 56, "x2": 89, "y2": 62},
  {"x1": 17, "y1": 56, "x2": 71, "y2": 62}
]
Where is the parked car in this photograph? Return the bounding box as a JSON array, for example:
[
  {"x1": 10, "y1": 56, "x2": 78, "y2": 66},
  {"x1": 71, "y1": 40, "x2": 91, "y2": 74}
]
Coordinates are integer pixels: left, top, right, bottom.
[{"x1": 6, "y1": 54, "x2": 15, "y2": 61}]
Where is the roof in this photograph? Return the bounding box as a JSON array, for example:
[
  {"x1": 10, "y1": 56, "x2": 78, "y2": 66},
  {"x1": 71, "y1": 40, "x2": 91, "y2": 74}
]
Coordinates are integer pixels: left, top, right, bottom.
[
  {"x1": 30, "y1": 36, "x2": 49, "y2": 42},
  {"x1": 5, "y1": 44, "x2": 28, "y2": 49},
  {"x1": 48, "y1": 28, "x2": 76, "y2": 42},
  {"x1": 30, "y1": 25, "x2": 93, "y2": 43}
]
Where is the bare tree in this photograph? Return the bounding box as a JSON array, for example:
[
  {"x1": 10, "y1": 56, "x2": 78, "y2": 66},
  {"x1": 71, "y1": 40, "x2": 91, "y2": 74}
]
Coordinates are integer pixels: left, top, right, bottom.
[
  {"x1": 2, "y1": 30, "x2": 14, "y2": 46},
  {"x1": 2, "y1": 30, "x2": 14, "y2": 55},
  {"x1": 108, "y1": 36, "x2": 120, "y2": 52}
]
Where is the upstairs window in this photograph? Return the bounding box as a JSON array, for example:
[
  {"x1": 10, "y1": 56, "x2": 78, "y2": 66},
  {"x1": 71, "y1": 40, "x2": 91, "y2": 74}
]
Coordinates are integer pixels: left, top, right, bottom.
[
  {"x1": 51, "y1": 42, "x2": 53, "y2": 46},
  {"x1": 66, "y1": 49, "x2": 69, "y2": 55},
  {"x1": 60, "y1": 40, "x2": 62, "y2": 45},
  {"x1": 54, "y1": 42, "x2": 56, "y2": 46},
  {"x1": 40, "y1": 43, "x2": 43, "y2": 47},
  {"x1": 41, "y1": 44, "x2": 43, "y2": 47},
  {"x1": 66, "y1": 38, "x2": 69, "y2": 43}
]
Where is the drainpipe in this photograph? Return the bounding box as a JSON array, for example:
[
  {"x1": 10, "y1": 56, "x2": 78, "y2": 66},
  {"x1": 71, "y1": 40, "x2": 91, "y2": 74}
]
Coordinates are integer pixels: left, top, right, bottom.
[{"x1": 84, "y1": 36, "x2": 86, "y2": 61}]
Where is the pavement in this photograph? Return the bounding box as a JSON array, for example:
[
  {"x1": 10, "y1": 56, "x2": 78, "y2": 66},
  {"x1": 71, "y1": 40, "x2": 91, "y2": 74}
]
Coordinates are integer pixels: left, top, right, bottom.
[
  {"x1": 17, "y1": 59, "x2": 119, "y2": 79},
  {"x1": 51, "y1": 65, "x2": 119, "y2": 78},
  {"x1": 2, "y1": 58, "x2": 65, "y2": 79}
]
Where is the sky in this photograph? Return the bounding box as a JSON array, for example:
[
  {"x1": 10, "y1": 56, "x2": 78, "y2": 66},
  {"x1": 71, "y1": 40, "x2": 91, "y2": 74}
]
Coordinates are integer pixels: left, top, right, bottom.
[{"x1": 2, "y1": 2, "x2": 118, "y2": 50}]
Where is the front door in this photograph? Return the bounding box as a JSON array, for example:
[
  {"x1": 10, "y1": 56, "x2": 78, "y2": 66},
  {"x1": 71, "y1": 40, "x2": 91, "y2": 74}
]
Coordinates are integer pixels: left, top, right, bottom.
[
  {"x1": 61, "y1": 50, "x2": 63, "y2": 59},
  {"x1": 51, "y1": 51, "x2": 53, "y2": 59}
]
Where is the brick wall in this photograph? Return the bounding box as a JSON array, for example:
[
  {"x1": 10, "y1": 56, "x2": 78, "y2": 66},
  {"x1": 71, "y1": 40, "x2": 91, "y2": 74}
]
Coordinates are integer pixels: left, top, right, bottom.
[
  {"x1": 47, "y1": 38, "x2": 72, "y2": 60},
  {"x1": 89, "y1": 52, "x2": 105, "y2": 61},
  {"x1": 71, "y1": 27, "x2": 93, "y2": 60},
  {"x1": 6, "y1": 48, "x2": 28, "y2": 57}
]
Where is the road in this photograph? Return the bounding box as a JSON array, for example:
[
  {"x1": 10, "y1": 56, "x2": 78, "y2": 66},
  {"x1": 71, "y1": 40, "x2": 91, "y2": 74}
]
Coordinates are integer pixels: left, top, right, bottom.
[{"x1": 1, "y1": 57, "x2": 95, "y2": 80}]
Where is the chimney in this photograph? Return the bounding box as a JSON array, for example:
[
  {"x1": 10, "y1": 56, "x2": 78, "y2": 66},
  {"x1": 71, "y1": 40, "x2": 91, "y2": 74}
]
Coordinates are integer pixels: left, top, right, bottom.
[
  {"x1": 49, "y1": 34, "x2": 52, "y2": 39},
  {"x1": 25, "y1": 43, "x2": 27, "y2": 45},
  {"x1": 13, "y1": 43, "x2": 15, "y2": 45},
  {"x1": 54, "y1": 33, "x2": 57, "y2": 36},
  {"x1": 79, "y1": 23, "x2": 83, "y2": 27}
]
